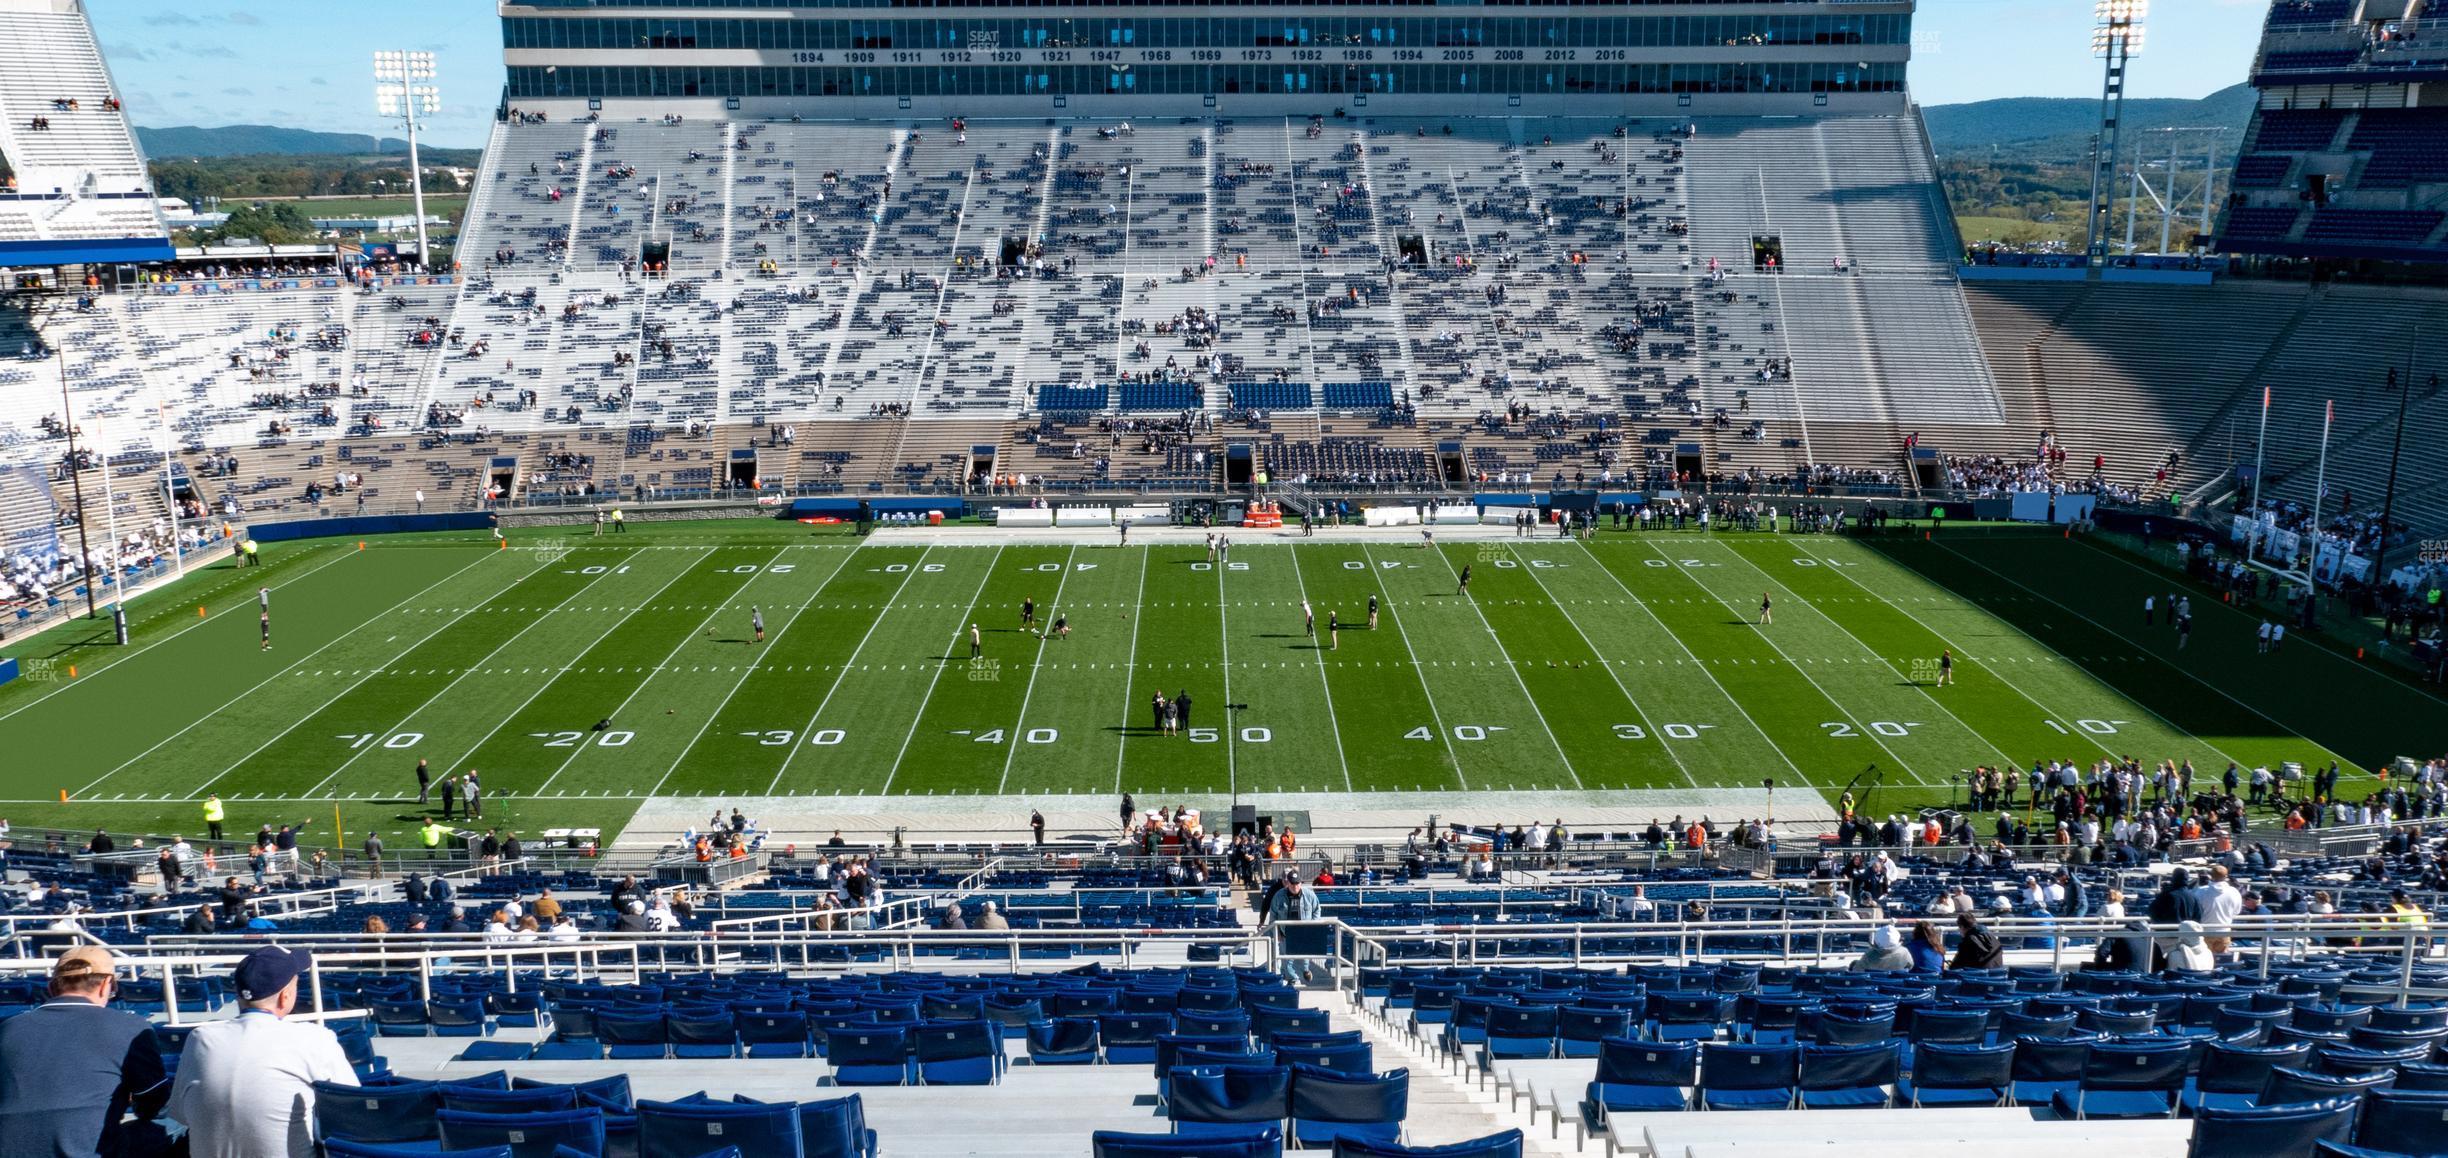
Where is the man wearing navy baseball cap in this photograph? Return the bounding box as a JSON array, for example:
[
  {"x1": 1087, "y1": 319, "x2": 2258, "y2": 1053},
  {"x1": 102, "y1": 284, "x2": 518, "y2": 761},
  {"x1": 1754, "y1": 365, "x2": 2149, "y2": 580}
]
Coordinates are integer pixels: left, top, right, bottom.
[{"x1": 165, "y1": 946, "x2": 357, "y2": 1157}]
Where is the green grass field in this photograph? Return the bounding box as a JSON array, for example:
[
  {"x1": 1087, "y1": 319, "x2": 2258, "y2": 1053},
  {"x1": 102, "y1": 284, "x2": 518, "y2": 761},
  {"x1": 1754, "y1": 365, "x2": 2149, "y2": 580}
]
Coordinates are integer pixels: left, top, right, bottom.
[{"x1": 1, "y1": 519, "x2": 2437, "y2": 852}]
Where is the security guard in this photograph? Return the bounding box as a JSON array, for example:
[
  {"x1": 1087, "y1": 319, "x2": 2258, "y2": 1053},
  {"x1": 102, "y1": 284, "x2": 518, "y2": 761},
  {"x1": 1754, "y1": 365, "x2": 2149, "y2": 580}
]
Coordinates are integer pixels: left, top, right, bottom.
[
  {"x1": 610, "y1": 508, "x2": 626, "y2": 534},
  {"x1": 420, "y1": 818, "x2": 445, "y2": 852},
  {"x1": 202, "y1": 795, "x2": 225, "y2": 842},
  {"x1": 239, "y1": 539, "x2": 260, "y2": 567}
]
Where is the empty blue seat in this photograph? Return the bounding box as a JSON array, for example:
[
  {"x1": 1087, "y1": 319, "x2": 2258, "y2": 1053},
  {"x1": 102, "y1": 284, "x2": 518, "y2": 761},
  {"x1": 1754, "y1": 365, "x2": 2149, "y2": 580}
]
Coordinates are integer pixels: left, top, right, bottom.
[
  {"x1": 597, "y1": 1012, "x2": 669, "y2": 1060},
  {"x1": 826, "y1": 1027, "x2": 913, "y2": 1087},
  {"x1": 1330, "y1": 1129, "x2": 1522, "y2": 1158},
  {"x1": 428, "y1": 999, "x2": 491, "y2": 1038},
  {"x1": 798, "y1": 1094, "x2": 877, "y2": 1158},
  {"x1": 436, "y1": 1107, "x2": 606, "y2": 1158},
  {"x1": 2054, "y1": 1039, "x2": 2193, "y2": 1119},
  {"x1": 1900, "y1": 1041, "x2": 2013, "y2": 1107},
  {"x1": 442, "y1": 1086, "x2": 577, "y2": 1115},
  {"x1": 1483, "y1": 1005, "x2": 1558, "y2": 1062},
  {"x1": 1091, "y1": 1125, "x2": 1283, "y2": 1158},
  {"x1": 1101, "y1": 1014, "x2": 1175, "y2": 1064},
  {"x1": 2352, "y1": 1088, "x2": 2448, "y2": 1155},
  {"x1": 1168, "y1": 1065, "x2": 1292, "y2": 1138},
  {"x1": 1176, "y1": 1010, "x2": 1248, "y2": 1037},
  {"x1": 1698, "y1": 1043, "x2": 1799, "y2": 1111},
  {"x1": 738, "y1": 1011, "x2": 812, "y2": 1059},
  {"x1": 1796, "y1": 1042, "x2": 1898, "y2": 1109},
  {"x1": 326, "y1": 1143, "x2": 511, "y2": 1158},
  {"x1": 1279, "y1": 1041, "x2": 1373, "y2": 1075},
  {"x1": 2261, "y1": 1065, "x2": 2396, "y2": 1108},
  {"x1": 1559, "y1": 1008, "x2": 1633, "y2": 1058},
  {"x1": 638, "y1": 1100, "x2": 802, "y2": 1158},
  {"x1": 1588, "y1": 1039, "x2": 1695, "y2": 1116},
  {"x1": 315, "y1": 1079, "x2": 443, "y2": 1144},
  {"x1": 2186, "y1": 1041, "x2": 2315, "y2": 1113},
  {"x1": 1026, "y1": 1018, "x2": 1102, "y2": 1065},
  {"x1": 670, "y1": 1012, "x2": 738, "y2": 1060},
  {"x1": 1288, "y1": 1064, "x2": 1408, "y2": 1150},
  {"x1": 454, "y1": 1041, "x2": 533, "y2": 1063},
  {"x1": 2190, "y1": 1096, "x2": 2360, "y2": 1158},
  {"x1": 914, "y1": 1020, "x2": 1002, "y2": 1085}
]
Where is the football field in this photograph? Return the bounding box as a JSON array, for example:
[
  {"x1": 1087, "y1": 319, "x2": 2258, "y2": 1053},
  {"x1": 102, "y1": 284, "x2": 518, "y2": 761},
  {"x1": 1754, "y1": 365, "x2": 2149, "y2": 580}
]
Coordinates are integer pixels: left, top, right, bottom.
[{"x1": 1, "y1": 518, "x2": 2436, "y2": 849}]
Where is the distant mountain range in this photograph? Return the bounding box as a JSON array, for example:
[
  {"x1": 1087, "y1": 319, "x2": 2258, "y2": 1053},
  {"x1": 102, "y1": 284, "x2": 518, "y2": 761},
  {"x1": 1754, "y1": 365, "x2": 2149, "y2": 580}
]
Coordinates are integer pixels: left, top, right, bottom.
[
  {"x1": 1923, "y1": 83, "x2": 2259, "y2": 160},
  {"x1": 136, "y1": 124, "x2": 480, "y2": 162}
]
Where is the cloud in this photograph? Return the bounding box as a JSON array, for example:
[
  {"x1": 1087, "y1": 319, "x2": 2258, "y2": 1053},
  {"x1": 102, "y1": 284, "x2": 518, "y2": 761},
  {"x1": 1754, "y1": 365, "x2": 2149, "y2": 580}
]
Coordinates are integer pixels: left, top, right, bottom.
[
  {"x1": 309, "y1": 76, "x2": 329, "y2": 86},
  {"x1": 227, "y1": 11, "x2": 262, "y2": 25},
  {"x1": 221, "y1": 87, "x2": 255, "y2": 97},
  {"x1": 102, "y1": 42, "x2": 155, "y2": 62},
  {"x1": 143, "y1": 11, "x2": 199, "y2": 25}
]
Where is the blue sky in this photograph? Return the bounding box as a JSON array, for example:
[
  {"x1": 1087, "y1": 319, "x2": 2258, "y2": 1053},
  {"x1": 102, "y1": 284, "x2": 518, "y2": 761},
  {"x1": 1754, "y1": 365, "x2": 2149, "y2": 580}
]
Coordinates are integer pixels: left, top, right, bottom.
[{"x1": 90, "y1": 0, "x2": 2269, "y2": 150}]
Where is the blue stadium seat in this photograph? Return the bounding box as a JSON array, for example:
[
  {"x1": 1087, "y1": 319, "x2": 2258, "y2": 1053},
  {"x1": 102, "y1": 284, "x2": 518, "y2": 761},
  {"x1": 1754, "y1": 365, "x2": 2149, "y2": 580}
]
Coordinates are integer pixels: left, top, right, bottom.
[
  {"x1": 1332, "y1": 1130, "x2": 1525, "y2": 1158},
  {"x1": 637, "y1": 1100, "x2": 803, "y2": 1158},
  {"x1": 2186, "y1": 1041, "x2": 2314, "y2": 1113},
  {"x1": 1796, "y1": 1042, "x2": 1898, "y2": 1109},
  {"x1": 1168, "y1": 1065, "x2": 1293, "y2": 1137},
  {"x1": 1559, "y1": 1008, "x2": 1633, "y2": 1057},
  {"x1": 436, "y1": 1107, "x2": 606, "y2": 1158},
  {"x1": 798, "y1": 1094, "x2": 878, "y2": 1158},
  {"x1": 1288, "y1": 1064, "x2": 1409, "y2": 1150},
  {"x1": 1588, "y1": 1039, "x2": 1695, "y2": 1116},
  {"x1": 1026, "y1": 1018, "x2": 1101, "y2": 1065},
  {"x1": 1899, "y1": 1041, "x2": 2013, "y2": 1107},
  {"x1": 2189, "y1": 1097, "x2": 2360, "y2": 1158},
  {"x1": 2261, "y1": 1066, "x2": 2397, "y2": 1108},
  {"x1": 1279, "y1": 1041, "x2": 1373, "y2": 1075},
  {"x1": 2054, "y1": 1039, "x2": 2193, "y2": 1119},
  {"x1": 670, "y1": 1012, "x2": 739, "y2": 1060},
  {"x1": 738, "y1": 1011, "x2": 812, "y2": 1059},
  {"x1": 1698, "y1": 1043, "x2": 1799, "y2": 1111},
  {"x1": 326, "y1": 1143, "x2": 512, "y2": 1158},
  {"x1": 914, "y1": 1020, "x2": 1003, "y2": 1085},
  {"x1": 2351, "y1": 1088, "x2": 2448, "y2": 1155},
  {"x1": 826, "y1": 1027, "x2": 914, "y2": 1086},
  {"x1": 315, "y1": 1079, "x2": 444, "y2": 1144},
  {"x1": 443, "y1": 1086, "x2": 578, "y2": 1115},
  {"x1": 597, "y1": 1011, "x2": 670, "y2": 1060},
  {"x1": 1091, "y1": 1126, "x2": 1283, "y2": 1158},
  {"x1": 1101, "y1": 1014, "x2": 1176, "y2": 1064}
]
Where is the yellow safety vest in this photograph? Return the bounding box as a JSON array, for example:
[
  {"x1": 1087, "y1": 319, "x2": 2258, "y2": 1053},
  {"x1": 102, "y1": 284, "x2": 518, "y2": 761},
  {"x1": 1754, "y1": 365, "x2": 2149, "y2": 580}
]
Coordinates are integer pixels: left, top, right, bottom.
[
  {"x1": 202, "y1": 798, "x2": 224, "y2": 822},
  {"x1": 421, "y1": 823, "x2": 444, "y2": 848}
]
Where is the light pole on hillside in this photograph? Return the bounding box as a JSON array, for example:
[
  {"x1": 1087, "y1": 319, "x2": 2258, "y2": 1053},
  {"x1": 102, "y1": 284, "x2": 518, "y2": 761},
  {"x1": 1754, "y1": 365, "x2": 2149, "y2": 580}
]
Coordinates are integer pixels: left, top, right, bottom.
[{"x1": 374, "y1": 50, "x2": 441, "y2": 270}]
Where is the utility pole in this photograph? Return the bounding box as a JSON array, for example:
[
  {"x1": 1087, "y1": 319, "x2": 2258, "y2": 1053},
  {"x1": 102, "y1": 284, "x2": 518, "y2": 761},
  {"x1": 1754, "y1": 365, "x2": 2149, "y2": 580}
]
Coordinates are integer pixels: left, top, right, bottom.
[{"x1": 52, "y1": 338, "x2": 99, "y2": 620}]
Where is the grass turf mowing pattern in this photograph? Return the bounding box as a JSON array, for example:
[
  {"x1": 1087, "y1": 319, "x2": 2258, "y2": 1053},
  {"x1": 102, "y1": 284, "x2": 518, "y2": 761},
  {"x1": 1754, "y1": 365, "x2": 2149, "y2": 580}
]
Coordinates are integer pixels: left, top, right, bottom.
[{"x1": 2, "y1": 521, "x2": 2425, "y2": 848}]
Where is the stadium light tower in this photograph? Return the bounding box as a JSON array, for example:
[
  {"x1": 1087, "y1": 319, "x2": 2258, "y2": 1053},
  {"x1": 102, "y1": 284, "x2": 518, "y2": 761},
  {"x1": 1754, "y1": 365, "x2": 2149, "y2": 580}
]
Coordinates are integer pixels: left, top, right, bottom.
[
  {"x1": 2084, "y1": 1, "x2": 2146, "y2": 267},
  {"x1": 374, "y1": 50, "x2": 442, "y2": 270}
]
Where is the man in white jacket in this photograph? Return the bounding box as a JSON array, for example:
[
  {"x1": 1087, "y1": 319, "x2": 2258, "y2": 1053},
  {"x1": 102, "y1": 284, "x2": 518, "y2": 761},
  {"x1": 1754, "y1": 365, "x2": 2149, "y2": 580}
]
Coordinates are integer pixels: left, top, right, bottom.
[{"x1": 167, "y1": 946, "x2": 356, "y2": 1157}]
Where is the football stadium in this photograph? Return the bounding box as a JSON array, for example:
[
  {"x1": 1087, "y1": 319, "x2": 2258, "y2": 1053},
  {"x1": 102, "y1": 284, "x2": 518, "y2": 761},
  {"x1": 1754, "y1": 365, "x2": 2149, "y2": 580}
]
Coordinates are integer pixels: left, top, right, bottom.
[{"x1": 0, "y1": 0, "x2": 2445, "y2": 1155}]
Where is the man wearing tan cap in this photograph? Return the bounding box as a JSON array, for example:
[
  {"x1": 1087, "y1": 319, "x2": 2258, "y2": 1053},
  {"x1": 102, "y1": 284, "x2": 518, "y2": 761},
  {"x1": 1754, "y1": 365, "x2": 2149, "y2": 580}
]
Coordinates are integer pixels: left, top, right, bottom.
[{"x1": 0, "y1": 947, "x2": 169, "y2": 1157}]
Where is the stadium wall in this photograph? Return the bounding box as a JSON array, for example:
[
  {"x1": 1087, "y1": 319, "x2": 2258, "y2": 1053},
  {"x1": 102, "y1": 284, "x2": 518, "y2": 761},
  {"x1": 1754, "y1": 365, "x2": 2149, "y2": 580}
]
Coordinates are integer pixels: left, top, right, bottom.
[{"x1": 244, "y1": 513, "x2": 497, "y2": 545}]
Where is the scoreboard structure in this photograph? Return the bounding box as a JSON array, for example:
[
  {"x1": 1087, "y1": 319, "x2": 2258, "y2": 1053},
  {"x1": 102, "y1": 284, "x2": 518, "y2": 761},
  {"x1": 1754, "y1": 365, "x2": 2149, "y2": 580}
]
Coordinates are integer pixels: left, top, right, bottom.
[{"x1": 502, "y1": 1, "x2": 1916, "y2": 119}]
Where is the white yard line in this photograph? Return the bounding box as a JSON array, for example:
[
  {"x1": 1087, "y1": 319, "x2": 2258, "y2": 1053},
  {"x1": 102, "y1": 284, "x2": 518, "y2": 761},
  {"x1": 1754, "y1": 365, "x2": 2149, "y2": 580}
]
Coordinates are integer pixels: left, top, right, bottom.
[
  {"x1": 877, "y1": 546, "x2": 1007, "y2": 795},
  {"x1": 1110, "y1": 546, "x2": 1151, "y2": 794},
  {"x1": 995, "y1": 546, "x2": 1078, "y2": 794},
  {"x1": 559, "y1": 545, "x2": 853, "y2": 798},
  {"x1": 1420, "y1": 544, "x2": 1581, "y2": 789},
  {"x1": 1505, "y1": 544, "x2": 1702, "y2": 788},
  {"x1": 71, "y1": 548, "x2": 525, "y2": 798},
  {"x1": 0, "y1": 543, "x2": 361, "y2": 726},
  {"x1": 1702, "y1": 540, "x2": 2018, "y2": 767},
  {"x1": 1279, "y1": 546, "x2": 1355, "y2": 792},
  {"x1": 1214, "y1": 548, "x2": 1237, "y2": 794},
  {"x1": 1629, "y1": 538, "x2": 1933, "y2": 785},
  {"x1": 756, "y1": 545, "x2": 940, "y2": 795},
  {"x1": 389, "y1": 546, "x2": 725, "y2": 798},
  {"x1": 1356, "y1": 543, "x2": 1468, "y2": 791},
  {"x1": 209, "y1": 548, "x2": 650, "y2": 800}
]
